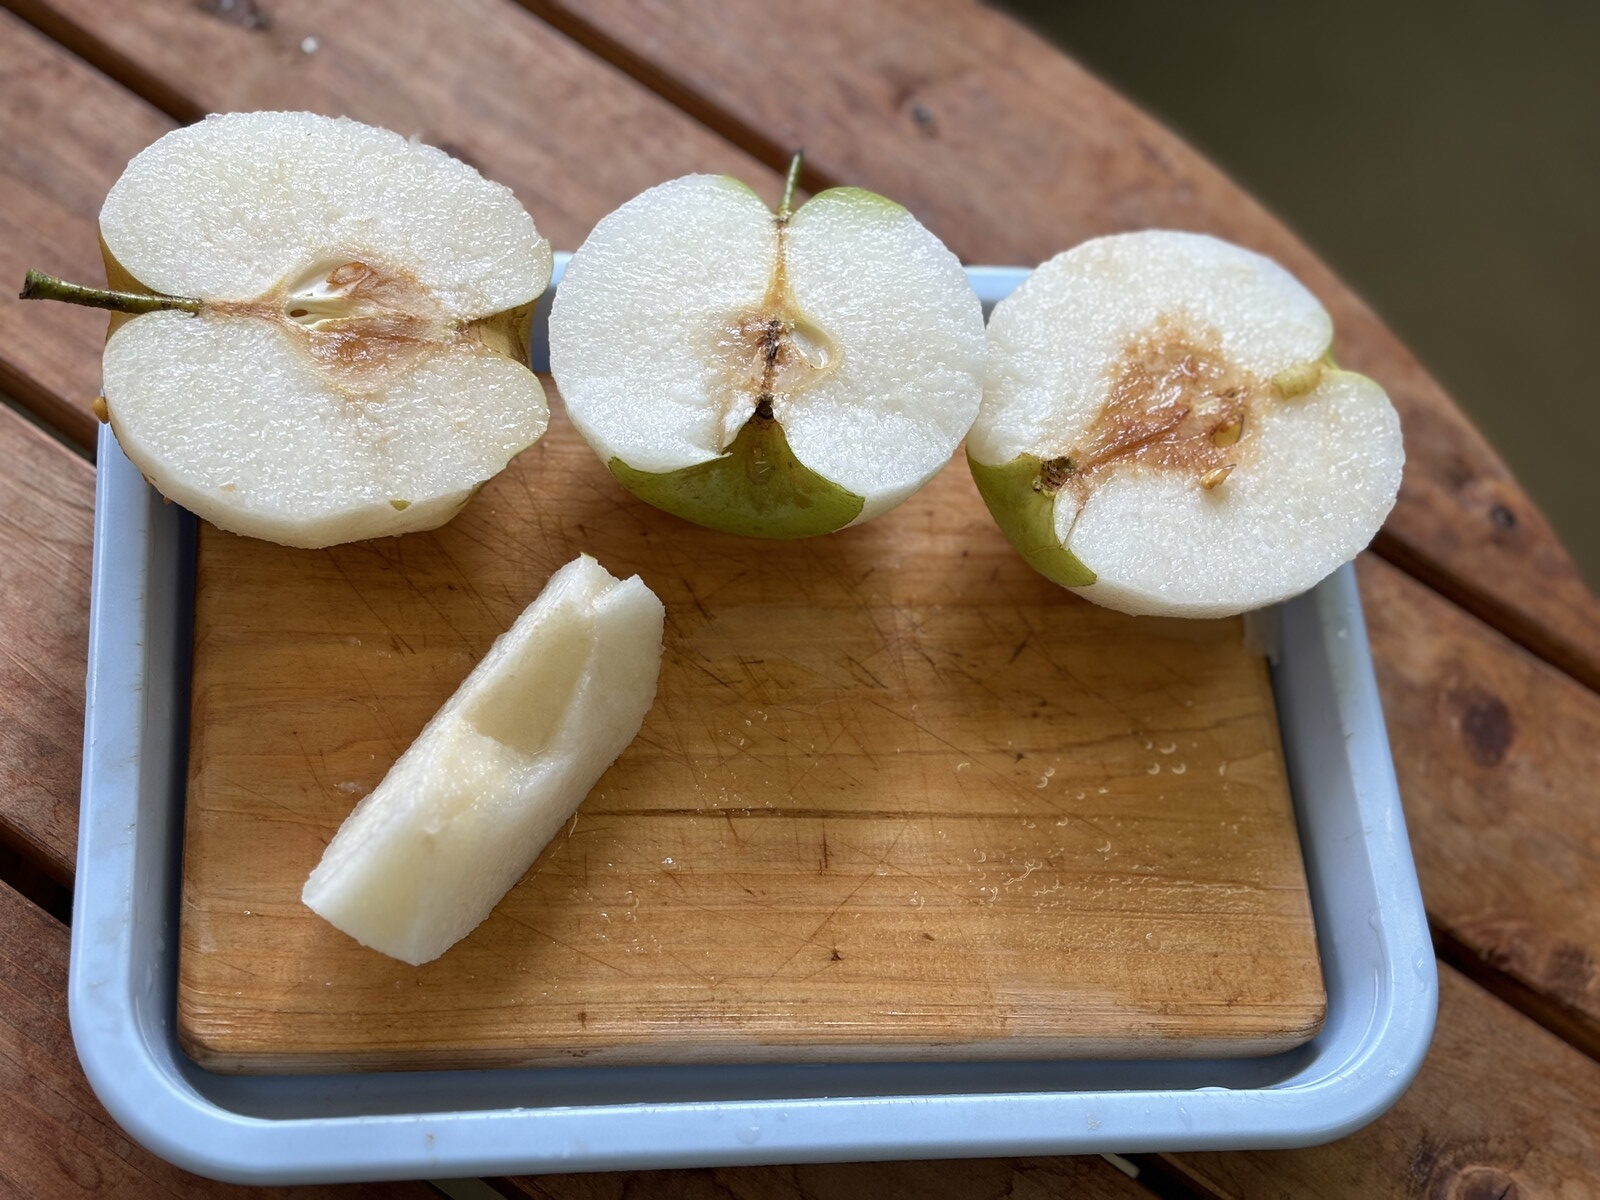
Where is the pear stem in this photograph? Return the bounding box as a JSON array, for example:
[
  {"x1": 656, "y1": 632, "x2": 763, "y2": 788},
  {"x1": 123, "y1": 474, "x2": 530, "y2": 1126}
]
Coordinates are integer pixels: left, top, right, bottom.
[
  {"x1": 778, "y1": 149, "x2": 804, "y2": 221},
  {"x1": 19, "y1": 270, "x2": 201, "y2": 315}
]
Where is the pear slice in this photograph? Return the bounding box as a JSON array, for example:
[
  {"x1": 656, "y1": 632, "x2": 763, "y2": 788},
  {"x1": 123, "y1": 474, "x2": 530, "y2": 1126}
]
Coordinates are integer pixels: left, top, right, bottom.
[
  {"x1": 548, "y1": 161, "x2": 986, "y2": 537},
  {"x1": 969, "y1": 231, "x2": 1404, "y2": 618},
  {"x1": 25, "y1": 111, "x2": 553, "y2": 548},
  {"x1": 302, "y1": 554, "x2": 665, "y2": 966}
]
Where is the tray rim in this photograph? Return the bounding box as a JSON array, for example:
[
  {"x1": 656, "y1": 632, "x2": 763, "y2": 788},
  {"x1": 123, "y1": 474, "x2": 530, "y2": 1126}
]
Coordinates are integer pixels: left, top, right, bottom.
[{"x1": 70, "y1": 264, "x2": 1437, "y2": 1184}]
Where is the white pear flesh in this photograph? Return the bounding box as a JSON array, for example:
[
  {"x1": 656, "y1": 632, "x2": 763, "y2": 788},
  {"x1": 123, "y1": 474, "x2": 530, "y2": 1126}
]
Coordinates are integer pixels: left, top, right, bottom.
[
  {"x1": 971, "y1": 231, "x2": 1404, "y2": 618},
  {"x1": 302, "y1": 554, "x2": 664, "y2": 966},
  {"x1": 97, "y1": 111, "x2": 553, "y2": 548},
  {"x1": 549, "y1": 174, "x2": 985, "y2": 532}
]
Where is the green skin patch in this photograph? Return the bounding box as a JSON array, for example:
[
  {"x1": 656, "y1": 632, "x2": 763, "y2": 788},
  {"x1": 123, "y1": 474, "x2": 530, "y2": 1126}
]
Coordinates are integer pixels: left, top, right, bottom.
[
  {"x1": 968, "y1": 453, "x2": 1096, "y2": 587},
  {"x1": 610, "y1": 412, "x2": 864, "y2": 539}
]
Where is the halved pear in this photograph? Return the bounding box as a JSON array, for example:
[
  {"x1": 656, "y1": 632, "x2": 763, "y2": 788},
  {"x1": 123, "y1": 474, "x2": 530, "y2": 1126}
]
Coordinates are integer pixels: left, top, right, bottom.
[
  {"x1": 29, "y1": 111, "x2": 553, "y2": 548},
  {"x1": 302, "y1": 554, "x2": 665, "y2": 966},
  {"x1": 548, "y1": 165, "x2": 985, "y2": 537},
  {"x1": 969, "y1": 231, "x2": 1404, "y2": 618}
]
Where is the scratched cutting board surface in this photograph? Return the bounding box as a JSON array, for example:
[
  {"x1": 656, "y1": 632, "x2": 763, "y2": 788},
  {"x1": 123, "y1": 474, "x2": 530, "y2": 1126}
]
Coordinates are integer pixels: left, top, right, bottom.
[{"x1": 180, "y1": 397, "x2": 1325, "y2": 1073}]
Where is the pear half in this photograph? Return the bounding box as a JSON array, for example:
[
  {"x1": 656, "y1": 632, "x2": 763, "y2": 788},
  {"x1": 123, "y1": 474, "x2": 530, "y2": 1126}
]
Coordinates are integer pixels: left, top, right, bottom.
[
  {"x1": 548, "y1": 170, "x2": 985, "y2": 537},
  {"x1": 969, "y1": 231, "x2": 1404, "y2": 618},
  {"x1": 84, "y1": 111, "x2": 552, "y2": 548},
  {"x1": 303, "y1": 554, "x2": 665, "y2": 966}
]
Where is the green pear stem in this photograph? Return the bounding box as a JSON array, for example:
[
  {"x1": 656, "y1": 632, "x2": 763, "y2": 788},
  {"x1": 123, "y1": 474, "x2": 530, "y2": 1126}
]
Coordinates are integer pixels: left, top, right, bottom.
[
  {"x1": 19, "y1": 270, "x2": 201, "y2": 315},
  {"x1": 778, "y1": 149, "x2": 805, "y2": 221}
]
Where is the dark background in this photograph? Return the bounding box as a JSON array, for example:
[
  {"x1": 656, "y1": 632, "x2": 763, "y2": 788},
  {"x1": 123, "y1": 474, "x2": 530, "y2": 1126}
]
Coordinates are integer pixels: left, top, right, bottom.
[{"x1": 999, "y1": 0, "x2": 1599, "y2": 583}]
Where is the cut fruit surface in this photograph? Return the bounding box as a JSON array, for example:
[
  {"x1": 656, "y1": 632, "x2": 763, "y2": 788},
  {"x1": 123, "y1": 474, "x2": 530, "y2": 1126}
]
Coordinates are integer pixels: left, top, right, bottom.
[
  {"x1": 100, "y1": 112, "x2": 548, "y2": 317},
  {"x1": 549, "y1": 172, "x2": 984, "y2": 536},
  {"x1": 302, "y1": 554, "x2": 665, "y2": 966},
  {"x1": 971, "y1": 231, "x2": 1403, "y2": 617},
  {"x1": 92, "y1": 111, "x2": 553, "y2": 548}
]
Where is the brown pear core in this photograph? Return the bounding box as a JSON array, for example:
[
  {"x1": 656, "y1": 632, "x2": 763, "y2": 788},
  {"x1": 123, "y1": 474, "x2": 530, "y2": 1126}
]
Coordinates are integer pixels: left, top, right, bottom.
[
  {"x1": 706, "y1": 212, "x2": 838, "y2": 446},
  {"x1": 213, "y1": 257, "x2": 462, "y2": 378},
  {"x1": 1037, "y1": 317, "x2": 1310, "y2": 500}
]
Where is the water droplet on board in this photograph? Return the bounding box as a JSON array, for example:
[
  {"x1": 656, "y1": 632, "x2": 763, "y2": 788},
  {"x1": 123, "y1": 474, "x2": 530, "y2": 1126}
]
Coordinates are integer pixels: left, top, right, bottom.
[
  {"x1": 1158, "y1": 742, "x2": 1177, "y2": 754},
  {"x1": 736, "y1": 1125, "x2": 762, "y2": 1145},
  {"x1": 1147, "y1": 763, "x2": 1161, "y2": 775},
  {"x1": 1171, "y1": 763, "x2": 1187, "y2": 775}
]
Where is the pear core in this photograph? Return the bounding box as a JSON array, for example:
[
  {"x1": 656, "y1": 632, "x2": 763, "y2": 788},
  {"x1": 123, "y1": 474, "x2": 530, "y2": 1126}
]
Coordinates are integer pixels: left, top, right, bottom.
[
  {"x1": 705, "y1": 211, "x2": 839, "y2": 450},
  {"x1": 1030, "y1": 317, "x2": 1314, "y2": 507},
  {"x1": 211, "y1": 256, "x2": 509, "y2": 382}
]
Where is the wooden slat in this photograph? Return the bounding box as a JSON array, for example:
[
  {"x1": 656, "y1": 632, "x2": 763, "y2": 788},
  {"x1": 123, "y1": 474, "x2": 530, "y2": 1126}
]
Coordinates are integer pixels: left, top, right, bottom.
[
  {"x1": 1154, "y1": 967, "x2": 1600, "y2": 1198},
  {"x1": 497, "y1": 1154, "x2": 1152, "y2": 1199},
  {"x1": 0, "y1": 9, "x2": 172, "y2": 446},
  {"x1": 0, "y1": 877, "x2": 439, "y2": 1198},
  {"x1": 1358, "y1": 556, "x2": 1600, "y2": 1055},
  {"x1": 0, "y1": 405, "x2": 92, "y2": 883},
  {"x1": 4, "y1": 0, "x2": 779, "y2": 257},
  {"x1": 523, "y1": 0, "x2": 1600, "y2": 690}
]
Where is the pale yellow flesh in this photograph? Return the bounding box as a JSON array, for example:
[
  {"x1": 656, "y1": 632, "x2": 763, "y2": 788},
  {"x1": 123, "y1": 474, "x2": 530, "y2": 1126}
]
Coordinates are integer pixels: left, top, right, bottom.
[{"x1": 302, "y1": 555, "x2": 665, "y2": 966}]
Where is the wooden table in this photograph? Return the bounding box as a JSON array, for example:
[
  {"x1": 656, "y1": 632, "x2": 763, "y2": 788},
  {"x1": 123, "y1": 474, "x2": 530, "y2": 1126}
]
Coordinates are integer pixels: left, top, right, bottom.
[{"x1": 2, "y1": 2, "x2": 1597, "y2": 1195}]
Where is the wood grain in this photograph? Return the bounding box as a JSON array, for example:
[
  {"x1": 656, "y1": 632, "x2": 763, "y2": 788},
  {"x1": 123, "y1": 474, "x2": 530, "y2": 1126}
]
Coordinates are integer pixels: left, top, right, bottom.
[
  {"x1": 0, "y1": 878, "x2": 439, "y2": 1199},
  {"x1": 525, "y1": 0, "x2": 1600, "y2": 690},
  {"x1": 181, "y1": 406, "x2": 1322, "y2": 1071},
  {"x1": 6, "y1": 0, "x2": 778, "y2": 256},
  {"x1": 499, "y1": 1153, "x2": 1152, "y2": 1199},
  {"x1": 0, "y1": 9, "x2": 173, "y2": 447},
  {"x1": 1154, "y1": 967, "x2": 1600, "y2": 1199},
  {"x1": 1358, "y1": 557, "x2": 1600, "y2": 1056},
  {"x1": 0, "y1": 406, "x2": 93, "y2": 883}
]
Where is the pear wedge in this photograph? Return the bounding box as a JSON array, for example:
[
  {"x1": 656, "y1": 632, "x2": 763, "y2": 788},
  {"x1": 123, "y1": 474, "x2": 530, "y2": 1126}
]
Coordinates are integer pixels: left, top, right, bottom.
[{"x1": 302, "y1": 554, "x2": 664, "y2": 966}]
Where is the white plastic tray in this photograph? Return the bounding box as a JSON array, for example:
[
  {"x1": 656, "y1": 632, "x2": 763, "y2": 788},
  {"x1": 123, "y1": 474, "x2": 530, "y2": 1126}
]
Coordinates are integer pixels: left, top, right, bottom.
[{"x1": 71, "y1": 264, "x2": 1436, "y2": 1184}]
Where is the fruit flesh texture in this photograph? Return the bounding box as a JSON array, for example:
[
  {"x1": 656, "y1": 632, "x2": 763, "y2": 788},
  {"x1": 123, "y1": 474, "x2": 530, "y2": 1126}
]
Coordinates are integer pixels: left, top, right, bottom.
[
  {"x1": 302, "y1": 554, "x2": 665, "y2": 966},
  {"x1": 971, "y1": 231, "x2": 1403, "y2": 618},
  {"x1": 98, "y1": 111, "x2": 553, "y2": 548},
  {"x1": 550, "y1": 175, "x2": 984, "y2": 535}
]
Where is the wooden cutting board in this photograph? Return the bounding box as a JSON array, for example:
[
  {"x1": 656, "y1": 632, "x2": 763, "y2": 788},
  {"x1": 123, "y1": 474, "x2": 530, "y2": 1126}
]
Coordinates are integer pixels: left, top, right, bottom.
[{"x1": 179, "y1": 392, "x2": 1324, "y2": 1073}]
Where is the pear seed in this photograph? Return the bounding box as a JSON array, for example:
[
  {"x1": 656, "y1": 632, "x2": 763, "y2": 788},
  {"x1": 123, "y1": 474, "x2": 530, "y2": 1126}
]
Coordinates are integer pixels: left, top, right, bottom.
[
  {"x1": 1211, "y1": 415, "x2": 1243, "y2": 447},
  {"x1": 92, "y1": 394, "x2": 109, "y2": 423},
  {"x1": 389, "y1": 498, "x2": 411, "y2": 511},
  {"x1": 1200, "y1": 465, "x2": 1234, "y2": 490}
]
